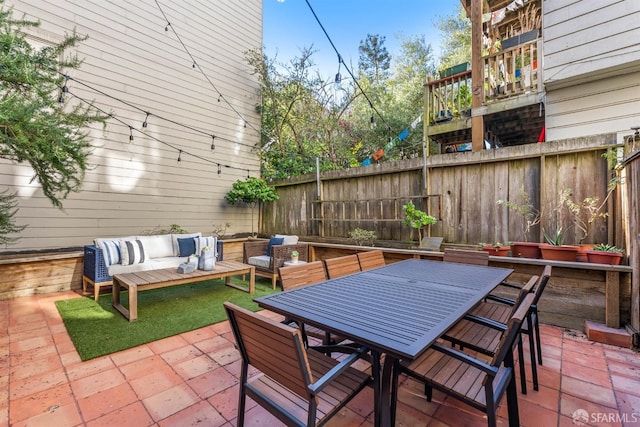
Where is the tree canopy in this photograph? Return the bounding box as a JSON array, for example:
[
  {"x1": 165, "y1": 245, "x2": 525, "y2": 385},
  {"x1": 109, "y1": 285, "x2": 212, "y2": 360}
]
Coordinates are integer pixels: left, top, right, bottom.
[{"x1": 0, "y1": 2, "x2": 105, "y2": 242}]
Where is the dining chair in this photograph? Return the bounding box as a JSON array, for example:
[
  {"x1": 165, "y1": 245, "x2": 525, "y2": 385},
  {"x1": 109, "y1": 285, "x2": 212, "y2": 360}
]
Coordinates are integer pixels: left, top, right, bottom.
[
  {"x1": 278, "y1": 261, "x2": 327, "y2": 291},
  {"x1": 478, "y1": 265, "x2": 552, "y2": 368},
  {"x1": 443, "y1": 248, "x2": 489, "y2": 265},
  {"x1": 441, "y1": 274, "x2": 539, "y2": 393},
  {"x1": 324, "y1": 254, "x2": 361, "y2": 279},
  {"x1": 356, "y1": 250, "x2": 386, "y2": 270},
  {"x1": 224, "y1": 302, "x2": 372, "y2": 427},
  {"x1": 278, "y1": 261, "x2": 342, "y2": 347},
  {"x1": 394, "y1": 293, "x2": 536, "y2": 427}
]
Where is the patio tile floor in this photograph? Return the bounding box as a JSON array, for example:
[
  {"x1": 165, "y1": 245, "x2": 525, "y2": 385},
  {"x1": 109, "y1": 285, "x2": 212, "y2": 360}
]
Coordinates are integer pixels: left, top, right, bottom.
[{"x1": 1, "y1": 290, "x2": 639, "y2": 426}]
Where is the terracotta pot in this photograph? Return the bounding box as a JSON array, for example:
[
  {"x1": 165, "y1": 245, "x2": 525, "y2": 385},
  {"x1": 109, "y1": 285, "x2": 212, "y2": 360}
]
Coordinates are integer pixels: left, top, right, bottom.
[
  {"x1": 481, "y1": 245, "x2": 511, "y2": 256},
  {"x1": 585, "y1": 250, "x2": 624, "y2": 265},
  {"x1": 575, "y1": 244, "x2": 594, "y2": 262},
  {"x1": 510, "y1": 242, "x2": 542, "y2": 259},
  {"x1": 539, "y1": 244, "x2": 578, "y2": 262}
]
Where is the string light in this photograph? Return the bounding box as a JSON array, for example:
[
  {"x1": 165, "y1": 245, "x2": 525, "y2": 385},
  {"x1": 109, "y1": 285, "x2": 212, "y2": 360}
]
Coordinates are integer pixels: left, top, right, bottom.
[
  {"x1": 65, "y1": 88, "x2": 260, "y2": 177},
  {"x1": 142, "y1": 112, "x2": 149, "y2": 128},
  {"x1": 246, "y1": 170, "x2": 250, "y2": 178},
  {"x1": 165, "y1": 22, "x2": 170, "y2": 31},
  {"x1": 335, "y1": 56, "x2": 342, "y2": 85},
  {"x1": 129, "y1": 126, "x2": 134, "y2": 143},
  {"x1": 58, "y1": 93, "x2": 65, "y2": 104},
  {"x1": 210, "y1": 135, "x2": 215, "y2": 151},
  {"x1": 217, "y1": 94, "x2": 221, "y2": 102}
]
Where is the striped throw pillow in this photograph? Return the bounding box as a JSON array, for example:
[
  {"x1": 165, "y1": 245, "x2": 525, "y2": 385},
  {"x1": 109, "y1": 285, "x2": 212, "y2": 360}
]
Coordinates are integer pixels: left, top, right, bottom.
[
  {"x1": 195, "y1": 236, "x2": 217, "y2": 257},
  {"x1": 120, "y1": 240, "x2": 146, "y2": 266},
  {"x1": 98, "y1": 239, "x2": 122, "y2": 267}
]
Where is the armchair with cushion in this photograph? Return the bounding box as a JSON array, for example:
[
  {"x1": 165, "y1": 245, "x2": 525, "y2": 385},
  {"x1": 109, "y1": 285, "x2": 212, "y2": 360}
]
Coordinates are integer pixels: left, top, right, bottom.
[{"x1": 243, "y1": 235, "x2": 309, "y2": 289}]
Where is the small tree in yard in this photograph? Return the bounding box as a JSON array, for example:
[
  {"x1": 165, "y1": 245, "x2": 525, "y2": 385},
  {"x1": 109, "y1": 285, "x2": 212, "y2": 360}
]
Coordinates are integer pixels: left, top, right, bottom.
[
  {"x1": 225, "y1": 177, "x2": 279, "y2": 237},
  {"x1": 403, "y1": 201, "x2": 437, "y2": 247},
  {"x1": 0, "y1": 3, "x2": 105, "y2": 244}
]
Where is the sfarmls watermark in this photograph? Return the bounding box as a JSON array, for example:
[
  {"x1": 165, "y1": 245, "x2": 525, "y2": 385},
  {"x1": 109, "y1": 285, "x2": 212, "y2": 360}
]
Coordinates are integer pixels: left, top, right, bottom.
[{"x1": 572, "y1": 409, "x2": 639, "y2": 425}]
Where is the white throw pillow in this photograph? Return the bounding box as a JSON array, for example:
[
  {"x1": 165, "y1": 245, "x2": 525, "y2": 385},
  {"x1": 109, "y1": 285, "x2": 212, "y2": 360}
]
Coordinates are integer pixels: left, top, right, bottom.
[
  {"x1": 275, "y1": 234, "x2": 299, "y2": 245},
  {"x1": 120, "y1": 239, "x2": 146, "y2": 266}
]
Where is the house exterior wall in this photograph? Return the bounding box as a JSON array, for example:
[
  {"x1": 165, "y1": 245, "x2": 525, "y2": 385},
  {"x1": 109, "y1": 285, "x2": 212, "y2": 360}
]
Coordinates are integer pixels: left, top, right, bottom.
[
  {"x1": 2, "y1": 1, "x2": 262, "y2": 251},
  {"x1": 543, "y1": 0, "x2": 640, "y2": 141}
]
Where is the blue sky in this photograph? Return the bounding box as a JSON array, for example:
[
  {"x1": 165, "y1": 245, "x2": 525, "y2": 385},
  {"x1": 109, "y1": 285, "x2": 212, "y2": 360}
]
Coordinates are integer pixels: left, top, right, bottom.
[{"x1": 263, "y1": 0, "x2": 460, "y2": 80}]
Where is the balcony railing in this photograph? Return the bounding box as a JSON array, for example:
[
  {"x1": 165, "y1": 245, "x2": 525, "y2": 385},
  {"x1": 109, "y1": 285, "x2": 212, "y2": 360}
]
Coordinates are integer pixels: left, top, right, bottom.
[{"x1": 426, "y1": 38, "x2": 542, "y2": 126}]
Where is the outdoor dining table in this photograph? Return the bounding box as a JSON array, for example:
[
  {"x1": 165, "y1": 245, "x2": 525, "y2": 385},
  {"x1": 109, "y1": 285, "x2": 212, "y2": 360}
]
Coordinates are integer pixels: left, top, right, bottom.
[{"x1": 254, "y1": 258, "x2": 514, "y2": 427}]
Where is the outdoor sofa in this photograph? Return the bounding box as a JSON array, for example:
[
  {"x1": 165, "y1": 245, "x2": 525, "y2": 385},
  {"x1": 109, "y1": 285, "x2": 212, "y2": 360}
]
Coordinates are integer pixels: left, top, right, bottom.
[{"x1": 83, "y1": 232, "x2": 223, "y2": 300}]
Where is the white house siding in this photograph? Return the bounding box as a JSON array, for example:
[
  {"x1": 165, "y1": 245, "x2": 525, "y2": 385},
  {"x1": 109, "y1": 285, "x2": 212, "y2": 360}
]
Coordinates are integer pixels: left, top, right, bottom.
[
  {"x1": 2, "y1": 0, "x2": 263, "y2": 251},
  {"x1": 543, "y1": 0, "x2": 640, "y2": 141}
]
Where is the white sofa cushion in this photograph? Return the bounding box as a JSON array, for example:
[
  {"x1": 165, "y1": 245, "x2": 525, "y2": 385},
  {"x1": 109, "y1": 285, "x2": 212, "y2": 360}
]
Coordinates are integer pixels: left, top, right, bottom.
[
  {"x1": 275, "y1": 234, "x2": 299, "y2": 245},
  {"x1": 195, "y1": 236, "x2": 217, "y2": 256},
  {"x1": 137, "y1": 234, "x2": 173, "y2": 259},
  {"x1": 171, "y1": 232, "x2": 202, "y2": 256},
  {"x1": 107, "y1": 256, "x2": 188, "y2": 276},
  {"x1": 248, "y1": 255, "x2": 271, "y2": 269}
]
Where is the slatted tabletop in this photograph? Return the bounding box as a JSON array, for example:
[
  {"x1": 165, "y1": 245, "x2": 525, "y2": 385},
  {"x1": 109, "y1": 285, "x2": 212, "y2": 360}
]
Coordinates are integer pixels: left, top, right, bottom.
[{"x1": 255, "y1": 258, "x2": 513, "y2": 360}]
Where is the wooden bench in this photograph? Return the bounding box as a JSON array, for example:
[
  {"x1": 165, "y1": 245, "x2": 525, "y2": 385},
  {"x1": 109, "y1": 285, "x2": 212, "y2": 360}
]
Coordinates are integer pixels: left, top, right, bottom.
[{"x1": 112, "y1": 260, "x2": 254, "y2": 321}]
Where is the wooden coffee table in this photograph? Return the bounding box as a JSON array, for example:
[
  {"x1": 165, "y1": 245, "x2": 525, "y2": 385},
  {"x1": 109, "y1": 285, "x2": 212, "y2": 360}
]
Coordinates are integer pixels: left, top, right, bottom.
[{"x1": 112, "y1": 260, "x2": 255, "y2": 322}]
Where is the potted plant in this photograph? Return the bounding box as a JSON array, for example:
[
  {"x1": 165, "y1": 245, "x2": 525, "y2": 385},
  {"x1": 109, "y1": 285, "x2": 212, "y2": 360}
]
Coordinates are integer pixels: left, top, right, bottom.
[
  {"x1": 586, "y1": 244, "x2": 625, "y2": 265},
  {"x1": 290, "y1": 250, "x2": 299, "y2": 264},
  {"x1": 479, "y1": 242, "x2": 511, "y2": 256},
  {"x1": 225, "y1": 177, "x2": 279, "y2": 237},
  {"x1": 497, "y1": 187, "x2": 542, "y2": 258},
  {"x1": 539, "y1": 227, "x2": 578, "y2": 261},
  {"x1": 403, "y1": 202, "x2": 437, "y2": 248}
]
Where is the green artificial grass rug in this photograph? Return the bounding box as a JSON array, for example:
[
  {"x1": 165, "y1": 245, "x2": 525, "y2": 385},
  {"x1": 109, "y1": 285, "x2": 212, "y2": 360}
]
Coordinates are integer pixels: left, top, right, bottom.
[{"x1": 55, "y1": 277, "x2": 278, "y2": 361}]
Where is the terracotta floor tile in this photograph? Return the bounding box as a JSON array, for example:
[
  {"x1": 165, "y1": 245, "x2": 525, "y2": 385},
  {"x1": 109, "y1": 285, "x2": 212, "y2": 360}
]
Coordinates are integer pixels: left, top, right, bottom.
[
  {"x1": 193, "y1": 334, "x2": 233, "y2": 354},
  {"x1": 607, "y1": 360, "x2": 640, "y2": 381},
  {"x1": 159, "y1": 344, "x2": 203, "y2": 365},
  {"x1": 519, "y1": 382, "x2": 560, "y2": 412},
  {"x1": 9, "y1": 367, "x2": 68, "y2": 400},
  {"x1": 560, "y1": 393, "x2": 623, "y2": 427},
  {"x1": 174, "y1": 353, "x2": 219, "y2": 380},
  {"x1": 77, "y1": 381, "x2": 138, "y2": 422},
  {"x1": 210, "y1": 320, "x2": 232, "y2": 335},
  {"x1": 208, "y1": 382, "x2": 254, "y2": 421},
  {"x1": 9, "y1": 352, "x2": 63, "y2": 381},
  {"x1": 561, "y1": 348, "x2": 609, "y2": 372},
  {"x1": 157, "y1": 399, "x2": 227, "y2": 427},
  {"x1": 70, "y1": 367, "x2": 127, "y2": 400},
  {"x1": 603, "y1": 347, "x2": 640, "y2": 366},
  {"x1": 142, "y1": 383, "x2": 200, "y2": 422},
  {"x1": 562, "y1": 337, "x2": 607, "y2": 357},
  {"x1": 9, "y1": 383, "x2": 75, "y2": 425},
  {"x1": 65, "y1": 356, "x2": 115, "y2": 382},
  {"x1": 562, "y1": 360, "x2": 613, "y2": 388},
  {"x1": 610, "y1": 373, "x2": 640, "y2": 398},
  {"x1": 9, "y1": 334, "x2": 55, "y2": 354},
  {"x1": 85, "y1": 401, "x2": 154, "y2": 427},
  {"x1": 11, "y1": 402, "x2": 83, "y2": 427},
  {"x1": 614, "y1": 391, "x2": 640, "y2": 425},
  {"x1": 186, "y1": 365, "x2": 238, "y2": 399},
  {"x1": 517, "y1": 398, "x2": 559, "y2": 427},
  {"x1": 208, "y1": 343, "x2": 242, "y2": 366},
  {"x1": 109, "y1": 345, "x2": 155, "y2": 366},
  {"x1": 118, "y1": 354, "x2": 169, "y2": 382},
  {"x1": 181, "y1": 326, "x2": 219, "y2": 344},
  {"x1": 9, "y1": 342, "x2": 57, "y2": 366},
  {"x1": 147, "y1": 334, "x2": 189, "y2": 355},
  {"x1": 561, "y1": 376, "x2": 618, "y2": 409},
  {"x1": 128, "y1": 366, "x2": 184, "y2": 400}
]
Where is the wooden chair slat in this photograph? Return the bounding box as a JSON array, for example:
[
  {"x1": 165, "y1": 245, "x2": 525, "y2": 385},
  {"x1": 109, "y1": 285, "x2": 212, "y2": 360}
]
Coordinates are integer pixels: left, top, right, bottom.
[
  {"x1": 443, "y1": 248, "x2": 489, "y2": 266},
  {"x1": 356, "y1": 250, "x2": 386, "y2": 271},
  {"x1": 324, "y1": 254, "x2": 361, "y2": 279}
]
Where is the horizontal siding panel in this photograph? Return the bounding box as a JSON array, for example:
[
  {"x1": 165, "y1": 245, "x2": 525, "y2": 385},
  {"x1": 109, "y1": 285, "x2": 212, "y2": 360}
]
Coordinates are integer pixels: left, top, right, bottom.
[{"x1": 3, "y1": 0, "x2": 261, "y2": 251}]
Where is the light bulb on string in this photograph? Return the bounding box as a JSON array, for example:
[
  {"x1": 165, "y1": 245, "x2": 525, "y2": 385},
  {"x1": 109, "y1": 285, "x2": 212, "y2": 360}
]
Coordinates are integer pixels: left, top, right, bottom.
[
  {"x1": 129, "y1": 126, "x2": 134, "y2": 143},
  {"x1": 165, "y1": 23, "x2": 170, "y2": 31},
  {"x1": 192, "y1": 62, "x2": 196, "y2": 69},
  {"x1": 211, "y1": 135, "x2": 216, "y2": 151},
  {"x1": 217, "y1": 94, "x2": 222, "y2": 102},
  {"x1": 142, "y1": 112, "x2": 149, "y2": 128},
  {"x1": 58, "y1": 93, "x2": 64, "y2": 104},
  {"x1": 177, "y1": 150, "x2": 182, "y2": 164},
  {"x1": 246, "y1": 170, "x2": 250, "y2": 178},
  {"x1": 217, "y1": 164, "x2": 221, "y2": 175}
]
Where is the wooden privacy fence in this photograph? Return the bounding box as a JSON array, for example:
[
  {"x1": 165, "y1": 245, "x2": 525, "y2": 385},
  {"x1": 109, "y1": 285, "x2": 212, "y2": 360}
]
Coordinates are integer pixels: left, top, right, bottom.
[{"x1": 261, "y1": 134, "x2": 623, "y2": 248}]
